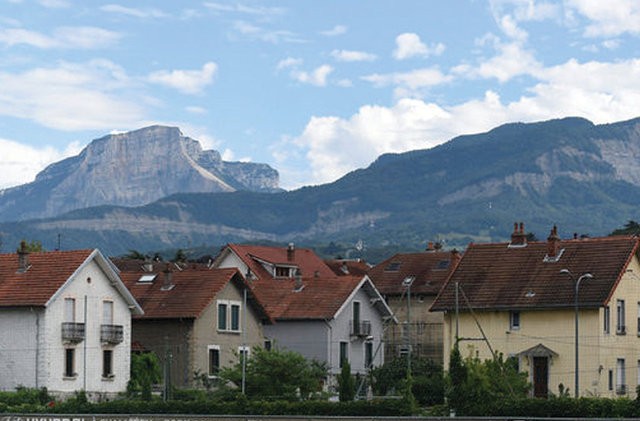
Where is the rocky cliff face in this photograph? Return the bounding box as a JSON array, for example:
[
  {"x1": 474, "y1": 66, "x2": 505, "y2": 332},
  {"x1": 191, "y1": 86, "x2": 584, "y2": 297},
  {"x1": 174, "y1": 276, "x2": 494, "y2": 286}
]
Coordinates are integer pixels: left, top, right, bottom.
[{"x1": 0, "y1": 126, "x2": 280, "y2": 222}]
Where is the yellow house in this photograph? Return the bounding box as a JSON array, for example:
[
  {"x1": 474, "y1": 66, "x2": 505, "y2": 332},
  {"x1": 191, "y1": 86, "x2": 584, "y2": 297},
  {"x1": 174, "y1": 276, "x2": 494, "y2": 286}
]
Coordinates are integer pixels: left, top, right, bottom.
[{"x1": 431, "y1": 223, "x2": 640, "y2": 399}]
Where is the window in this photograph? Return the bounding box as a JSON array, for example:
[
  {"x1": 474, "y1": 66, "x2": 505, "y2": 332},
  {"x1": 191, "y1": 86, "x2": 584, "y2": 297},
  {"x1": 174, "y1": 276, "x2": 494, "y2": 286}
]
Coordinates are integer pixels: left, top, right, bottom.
[
  {"x1": 264, "y1": 340, "x2": 272, "y2": 351},
  {"x1": 103, "y1": 300, "x2": 114, "y2": 324},
  {"x1": 365, "y1": 341, "x2": 373, "y2": 368},
  {"x1": 617, "y1": 358, "x2": 626, "y2": 395},
  {"x1": 231, "y1": 304, "x2": 240, "y2": 331},
  {"x1": 617, "y1": 299, "x2": 626, "y2": 334},
  {"x1": 102, "y1": 350, "x2": 113, "y2": 378},
  {"x1": 637, "y1": 302, "x2": 640, "y2": 336},
  {"x1": 604, "y1": 305, "x2": 610, "y2": 334},
  {"x1": 217, "y1": 300, "x2": 241, "y2": 332},
  {"x1": 217, "y1": 302, "x2": 227, "y2": 330},
  {"x1": 208, "y1": 346, "x2": 220, "y2": 376},
  {"x1": 608, "y1": 369, "x2": 613, "y2": 391},
  {"x1": 275, "y1": 266, "x2": 290, "y2": 277},
  {"x1": 339, "y1": 341, "x2": 348, "y2": 367},
  {"x1": 64, "y1": 298, "x2": 76, "y2": 322},
  {"x1": 509, "y1": 311, "x2": 520, "y2": 330},
  {"x1": 64, "y1": 348, "x2": 75, "y2": 378}
]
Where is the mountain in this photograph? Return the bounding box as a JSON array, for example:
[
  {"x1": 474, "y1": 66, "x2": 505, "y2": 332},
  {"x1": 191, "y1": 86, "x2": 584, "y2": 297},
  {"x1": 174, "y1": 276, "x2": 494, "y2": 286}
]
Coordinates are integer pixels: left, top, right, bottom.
[
  {"x1": 0, "y1": 125, "x2": 280, "y2": 222},
  {"x1": 2, "y1": 116, "x2": 640, "y2": 257}
]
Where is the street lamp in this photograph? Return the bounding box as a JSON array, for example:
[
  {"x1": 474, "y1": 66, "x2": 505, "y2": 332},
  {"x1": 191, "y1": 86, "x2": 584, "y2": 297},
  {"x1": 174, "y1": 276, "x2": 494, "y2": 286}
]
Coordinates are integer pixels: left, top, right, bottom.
[
  {"x1": 402, "y1": 276, "x2": 415, "y2": 375},
  {"x1": 560, "y1": 269, "x2": 593, "y2": 398}
]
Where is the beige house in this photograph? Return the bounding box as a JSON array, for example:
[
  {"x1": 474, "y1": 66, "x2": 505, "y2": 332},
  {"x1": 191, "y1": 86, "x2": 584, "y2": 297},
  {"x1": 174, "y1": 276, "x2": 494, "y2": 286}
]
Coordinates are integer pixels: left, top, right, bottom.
[
  {"x1": 367, "y1": 245, "x2": 460, "y2": 364},
  {"x1": 115, "y1": 260, "x2": 270, "y2": 388},
  {"x1": 431, "y1": 224, "x2": 640, "y2": 399}
]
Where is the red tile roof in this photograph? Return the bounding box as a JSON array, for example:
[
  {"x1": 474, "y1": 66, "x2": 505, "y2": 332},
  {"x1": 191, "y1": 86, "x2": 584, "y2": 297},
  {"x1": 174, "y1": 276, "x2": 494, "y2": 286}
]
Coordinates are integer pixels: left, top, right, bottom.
[
  {"x1": 222, "y1": 243, "x2": 337, "y2": 280},
  {"x1": 251, "y1": 275, "x2": 364, "y2": 320},
  {"x1": 0, "y1": 249, "x2": 94, "y2": 307},
  {"x1": 115, "y1": 261, "x2": 267, "y2": 320},
  {"x1": 431, "y1": 235, "x2": 639, "y2": 312},
  {"x1": 325, "y1": 259, "x2": 371, "y2": 277},
  {"x1": 367, "y1": 250, "x2": 460, "y2": 296}
]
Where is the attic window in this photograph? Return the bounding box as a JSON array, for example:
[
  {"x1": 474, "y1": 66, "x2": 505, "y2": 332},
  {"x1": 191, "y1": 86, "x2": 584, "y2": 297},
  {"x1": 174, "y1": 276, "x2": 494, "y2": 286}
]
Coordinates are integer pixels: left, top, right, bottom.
[
  {"x1": 435, "y1": 260, "x2": 450, "y2": 270},
  {"x1": 275, "y1": 266, "x2": 292, "y2": 277},
  {"x1": 138, "y1": 274, "x2": 157, "y2": 283},
  {"x1": 385, "y1": 262, "x2": 401, "y2": 272}
]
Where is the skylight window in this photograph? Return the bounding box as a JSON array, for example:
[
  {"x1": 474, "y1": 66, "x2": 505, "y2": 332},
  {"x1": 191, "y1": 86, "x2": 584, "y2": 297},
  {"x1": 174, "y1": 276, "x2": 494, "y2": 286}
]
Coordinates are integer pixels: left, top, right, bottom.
[
  {"x1": 436, "y1": 260, "x2": 450, "y2": 270},
  {"x1": 138, "y1": 274, "x2": 157, "y2": 283}
]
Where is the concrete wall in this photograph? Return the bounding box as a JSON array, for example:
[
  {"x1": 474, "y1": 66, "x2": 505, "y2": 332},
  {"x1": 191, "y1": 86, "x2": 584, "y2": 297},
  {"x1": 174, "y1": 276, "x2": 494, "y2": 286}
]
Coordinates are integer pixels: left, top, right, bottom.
[{"x1": 0, "y1": 308, "x2": 40, "y2": 390}]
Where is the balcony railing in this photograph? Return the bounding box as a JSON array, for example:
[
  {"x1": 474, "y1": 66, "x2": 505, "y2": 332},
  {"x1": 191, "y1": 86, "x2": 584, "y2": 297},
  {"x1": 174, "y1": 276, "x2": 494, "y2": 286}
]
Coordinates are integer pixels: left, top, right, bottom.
[
  {"x1": 101, "y1": 324, "x2": 124, "y2": 344},
  {"x1": 350, "y1": 320, "x2": 372, "y2": 337},
  {"x1": 617, "y1": 325, "x2": 626, "y2": 335},
  {"x1": 617, "y1": 384, "x2": 627, "y2": 395},
  {"x1": 61, "y1": 322, "x2": 85, "y2": 343}
]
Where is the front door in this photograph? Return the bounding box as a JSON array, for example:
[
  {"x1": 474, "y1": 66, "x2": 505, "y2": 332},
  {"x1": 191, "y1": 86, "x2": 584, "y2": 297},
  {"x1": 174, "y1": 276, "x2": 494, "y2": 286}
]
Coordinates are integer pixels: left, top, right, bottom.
[{"x1": 533, "y1": 357, "x2": 549, "y2": 398}]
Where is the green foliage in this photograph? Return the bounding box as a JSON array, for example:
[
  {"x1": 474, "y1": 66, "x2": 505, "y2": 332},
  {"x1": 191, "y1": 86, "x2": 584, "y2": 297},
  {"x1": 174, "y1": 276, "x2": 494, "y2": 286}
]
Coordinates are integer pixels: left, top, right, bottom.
[
  {"x1": 370, "y1": 355, "x2": 444, "y2": 405},
  {"x1": 445, "y1": 347, "x2": 530, "y2": 415},
  {"x1": 218, "y1": 346, "x2": 327, "y2": 401},
  {"x1": 611, "y1": 220, "x2": 640, "y2": 236},
  {"x1": 17, "y1": 239, "x2": 44, "y2": 252},
  {"x1": 0, "y1": 386, "x2": 52, "y2": 406},
  {"x1": 338, "y1": 360, "x2": 355, "y2": 402},
  {"x1": 128, "y1": 352, "x2": 162, "y2": 400}
]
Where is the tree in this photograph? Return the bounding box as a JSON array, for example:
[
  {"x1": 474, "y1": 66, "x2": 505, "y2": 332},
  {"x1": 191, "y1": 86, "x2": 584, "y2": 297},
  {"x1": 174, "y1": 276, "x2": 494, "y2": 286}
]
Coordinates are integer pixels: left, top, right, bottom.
[
  {"x1": 338, "y1": 360, "x2": 355, "y2": 401},
  {"x1": 128, "y1": 352, "x2": 162, "y2": 400},
  {"x1": 370, "y1": 355, "x2": 444, "y2": 405},
  {"x1": 611, "y1": 220, "x2": 640, "y2": 236},
  {"x1": 17, "y1": 239, "x2": 44, "y2": 252},
  {"x1": 219, "y1": 346, "x2": 327, "y2": 401},
  {"x1": 445, "y1": 345, "x2": 530, "y2": 415}
]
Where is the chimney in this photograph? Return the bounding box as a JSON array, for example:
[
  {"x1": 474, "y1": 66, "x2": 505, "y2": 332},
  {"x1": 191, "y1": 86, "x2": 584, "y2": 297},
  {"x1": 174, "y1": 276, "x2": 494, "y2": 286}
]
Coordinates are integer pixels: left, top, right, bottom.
[
  {"x1": 161, "y1": 263, "x2": 174, "y2": 291},
  {"x1": 510, "y1": 222, "x2": 527, "y2": 246},
  {"x1": 287, "y1": 243, "x2": 295, "y2": 261},
  {"x1": 450, "y1": 248, "x2": 461, "y2": 269},
  {"x1": 547, "y1": 225, "x2": 561, "y2": 258},
  {"x1": 294, "y1": 268, "x2": 303, "y2": 291},
  {"x1": 426, "y1": 241, "x2": 435, "y2": 252},
  {"x1": 17, "y1": 240, "x2": 30, "y2": 272},
  {"x1": 142, "y1": 256, "x2": 154, "y2": 273}
]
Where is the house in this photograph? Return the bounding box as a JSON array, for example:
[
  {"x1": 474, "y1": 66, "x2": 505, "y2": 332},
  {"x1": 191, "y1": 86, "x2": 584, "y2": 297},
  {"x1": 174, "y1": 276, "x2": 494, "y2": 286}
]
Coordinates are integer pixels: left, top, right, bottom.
[
  {"x1": 431, "y1": 223, "x2": 640, "y2": 398},
  {"x1": 367, "y1": 244, "x2": 460, "y2": 364},
  {"x1": 0, "y1": 243, "x2": 142, "y2": 400},
  {"x1": 114, "y1": 259, "x2": 271, "y2": 389},
  {"x1": 212, "y1": 243, "x2": 395, "y2": 388}
]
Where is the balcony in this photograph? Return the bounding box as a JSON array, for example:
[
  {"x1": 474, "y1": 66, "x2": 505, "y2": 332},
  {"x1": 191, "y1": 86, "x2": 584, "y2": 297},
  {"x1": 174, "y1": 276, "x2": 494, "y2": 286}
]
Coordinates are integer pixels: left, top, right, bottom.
[
  {"x1": 616, "y1": 384, "x2": 627, "y2": 395},
  {"x1": 101, "y1": 324, "x2": 124, "y2": 344},
  {"x1": 61, "y1": 322, "x2": 85, "y2": 343},
  {"x1": 617, "y1": 325, "x2": 626, "y2": 335},
  {"x1": 350, "y1": 320, "x2": 371, "y2": 338}
]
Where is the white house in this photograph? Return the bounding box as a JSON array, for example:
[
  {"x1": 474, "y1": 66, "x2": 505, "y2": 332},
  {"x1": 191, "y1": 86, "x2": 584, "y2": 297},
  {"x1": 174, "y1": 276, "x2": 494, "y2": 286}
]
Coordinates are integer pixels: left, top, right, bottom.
[{"x1": 0, "y1": 244, "x2": 143, "y2": 400}]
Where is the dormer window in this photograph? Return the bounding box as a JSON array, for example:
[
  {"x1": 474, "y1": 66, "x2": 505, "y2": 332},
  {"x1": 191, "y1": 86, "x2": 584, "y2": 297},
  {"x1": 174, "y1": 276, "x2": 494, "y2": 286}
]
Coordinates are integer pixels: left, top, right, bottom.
[{"x1": 275, "y1": 266, "x2": 291, "y2": 277}]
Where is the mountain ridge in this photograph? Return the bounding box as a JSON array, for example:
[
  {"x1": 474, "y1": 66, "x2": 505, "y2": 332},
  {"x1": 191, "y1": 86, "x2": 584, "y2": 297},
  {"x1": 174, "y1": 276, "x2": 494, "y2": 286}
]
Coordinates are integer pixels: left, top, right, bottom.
[
  {"x1": 0, "y1": 125, "x2": 280, "y2": 222},
  {"x1": 2, "y1": 116, "x2": 640, "y2": 256}
]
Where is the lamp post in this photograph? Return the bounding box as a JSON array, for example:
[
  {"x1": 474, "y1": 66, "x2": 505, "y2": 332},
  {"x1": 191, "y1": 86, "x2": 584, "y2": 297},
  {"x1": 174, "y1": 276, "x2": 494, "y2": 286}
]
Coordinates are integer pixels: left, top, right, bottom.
[
  {"x1": 560, "y1": 269, "x2": 593, "y2": 398},
  {"x1": 402, "y1": 276, "x2": 415, "y2": 375}
]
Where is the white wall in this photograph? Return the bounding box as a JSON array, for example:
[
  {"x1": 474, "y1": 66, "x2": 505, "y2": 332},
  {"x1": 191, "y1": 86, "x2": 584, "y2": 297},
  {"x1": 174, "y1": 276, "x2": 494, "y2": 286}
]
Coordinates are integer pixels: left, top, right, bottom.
[
  {"x1": 45, "y1": 258, "x2": 132, "y2": 397},
  {"x1": 0, "y1": 308, "x2": 40, "y2": 390}
]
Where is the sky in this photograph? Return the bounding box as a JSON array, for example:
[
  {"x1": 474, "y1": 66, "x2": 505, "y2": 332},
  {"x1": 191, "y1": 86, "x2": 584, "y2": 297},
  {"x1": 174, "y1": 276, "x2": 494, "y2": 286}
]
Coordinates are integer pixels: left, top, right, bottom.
[{"x1": 0, "y1": 0, "x2": 639, "y2": 191}]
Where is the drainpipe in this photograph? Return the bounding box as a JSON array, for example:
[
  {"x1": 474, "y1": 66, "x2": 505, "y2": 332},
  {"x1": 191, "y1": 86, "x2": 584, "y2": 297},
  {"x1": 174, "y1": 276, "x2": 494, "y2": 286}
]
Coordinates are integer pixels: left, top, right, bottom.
[
  {"x1": 323, "y1": 319, "x2": 333, "y2": 385},
  {"x1": 84, "y1": 295, "x2": 87, "y2": 391}
]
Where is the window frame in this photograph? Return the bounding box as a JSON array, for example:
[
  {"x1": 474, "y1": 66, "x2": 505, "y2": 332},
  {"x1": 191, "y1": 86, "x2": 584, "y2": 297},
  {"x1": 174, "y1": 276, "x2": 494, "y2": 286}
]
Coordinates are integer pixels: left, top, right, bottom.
[
  {"x1": 64, "y1": 297, "x2": 76, "y2": 323},
  {"x1": 64, "y1": 348, "x2": 75, "y2": 378},
  {"x1": 365, "y1": 341, "x2": 373, "y2": 369},
  {"x1": 102, "y1": 349, "x2": 114, "y2": 379},
  {"x1": 509, "y1": 310, "x2": 521, "y2": 331},
  {"x1": 217, "y1": 300, "x2": 242, "y2": 333},
  {"x1": 617, "y1": 299, "x2": 626, "y2": 335},
  {"x1": 604, "y1": 305, "x2": 610, "y2": 334},
  {"x1": 208, "y1": 345, "x2": 220, "y2": 377},
  {"x1": 339, "y1": 341, "x2": 348, "y2": 367}
]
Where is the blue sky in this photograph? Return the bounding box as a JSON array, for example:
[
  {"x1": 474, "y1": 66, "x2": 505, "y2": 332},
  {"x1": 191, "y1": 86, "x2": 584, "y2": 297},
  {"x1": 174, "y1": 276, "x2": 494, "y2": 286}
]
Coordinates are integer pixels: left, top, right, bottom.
[{"x1": 1, "y1": 0, "x2": 639, "y2": 190}]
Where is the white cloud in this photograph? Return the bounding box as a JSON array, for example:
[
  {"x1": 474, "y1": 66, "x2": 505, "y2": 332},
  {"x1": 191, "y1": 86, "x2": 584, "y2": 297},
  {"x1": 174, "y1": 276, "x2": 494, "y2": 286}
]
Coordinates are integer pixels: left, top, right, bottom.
[
  {"x1": 204, "y1": 2, "x2": 285, "y2": 17},
  {"x1": 232, "y1": 20, "x2": 304, "y2": 43},
  {"x1": 38, "y1": 0, "x2": 70, "y2": 8},
  {"x1": 393, "y1": 33, "x2": 445, "y2": 60},
  {"x1": 320, "y1": 25, "x2": 347, "y2": 36},
  {"x1": 330, "y1": 49, "x2": 377, "y2": 62},
  {"x1": 0, "y1": 138, "x2": 81, "y2": 189},
  {"x1": 276, "y1": 57, "x2": 303, "y2": 70},
  {"x1": 0, "y1": 60, "x2": 145, "y2": 131},
  {"x1": 362, "y1": 68, "x2": 452, "y2": 98},
  {"x1": 278, "y1": 57, "x2": 640, "y2": 188},
  {"x1": 148, "y1": 62, "x2": 217, "y2": 94},
  {"x1": 0, "y1": 26, "x2": 122, "y2": 49},
  {"x1": 186, "y1": 106, "x2": 207, "y2": 114},
  {"x1": 291, "y1": 65, "x2": 333, "y2": 87},
  {"x1": 566, "y1": 0, "x2": 640, "y2": 37},
  {"x1": 100, "y1": 4, "x2": 168, "y2": 19}
]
